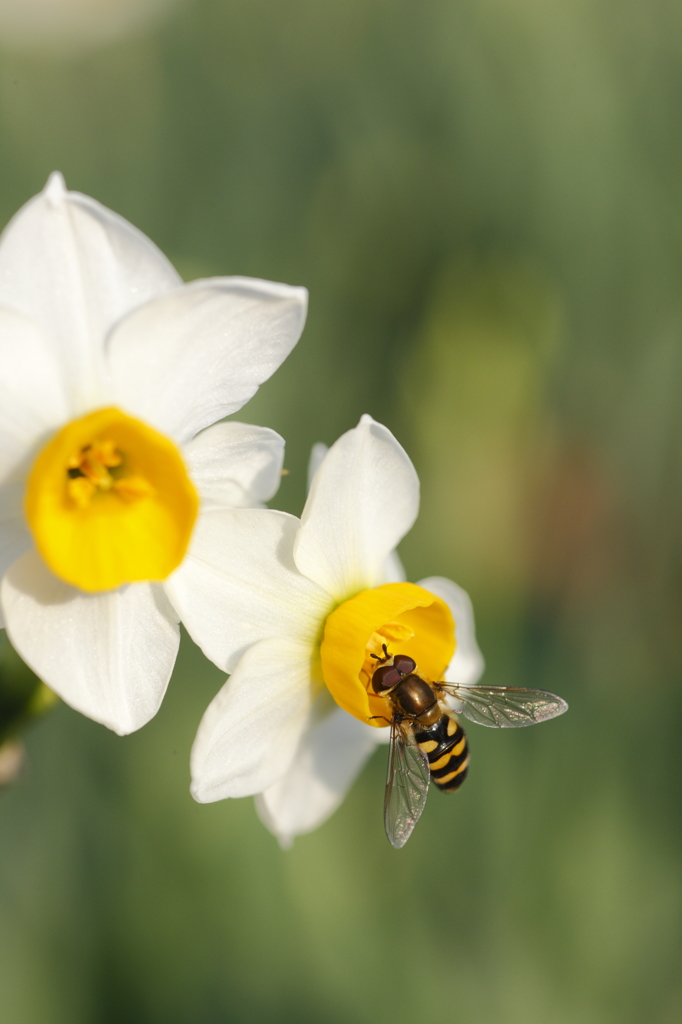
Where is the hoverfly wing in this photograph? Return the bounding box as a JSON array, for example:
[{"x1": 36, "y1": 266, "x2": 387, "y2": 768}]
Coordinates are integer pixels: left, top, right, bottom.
[
  {"x1": 384, "y1": 717, "x2": 431, "y2": 849},
  {"x1": 436, "y1": 684, "x2": 568, "y2": 728}
]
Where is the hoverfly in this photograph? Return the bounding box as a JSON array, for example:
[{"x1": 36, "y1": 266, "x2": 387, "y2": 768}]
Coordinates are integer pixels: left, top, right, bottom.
[{"x1": 370, "y1": 646, "x2": 568, "y2": 848}]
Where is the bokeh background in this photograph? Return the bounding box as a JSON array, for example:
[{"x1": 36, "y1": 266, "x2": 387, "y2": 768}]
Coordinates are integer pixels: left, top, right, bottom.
[{"x1": 1, "y1": 1, "x2": 681, "y2": 1022}]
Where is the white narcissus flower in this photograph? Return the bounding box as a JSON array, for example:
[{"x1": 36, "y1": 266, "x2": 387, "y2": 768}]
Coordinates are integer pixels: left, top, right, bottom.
[
  {"x1": 0, "y1": 172, "x2": 307, "y2": 736},
  {"x1": 171, "y1": 415, "x2": 484, "y2": 846}
]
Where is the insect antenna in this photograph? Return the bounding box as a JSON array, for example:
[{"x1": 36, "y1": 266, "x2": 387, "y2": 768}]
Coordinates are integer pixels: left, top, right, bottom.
[{"x1": 370, "y1": 643, "x2": 391, "y2": 663}]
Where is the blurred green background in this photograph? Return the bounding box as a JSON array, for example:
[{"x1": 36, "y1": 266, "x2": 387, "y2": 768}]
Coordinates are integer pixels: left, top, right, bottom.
[{"x1": 1, "y1": 1, "x2": 681, "y2": 1022}]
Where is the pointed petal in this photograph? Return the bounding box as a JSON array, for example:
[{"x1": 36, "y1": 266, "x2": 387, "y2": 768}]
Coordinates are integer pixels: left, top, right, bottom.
[
  {"x1": 0, "y1": 173, "x2": 180, "y2": 411},
  {"x1": 183, "y1": 421, "x2": 285, "y2": 510},
  {"x1": 107, "y1": 277, "x2": 308, "y2": 444},
  {"x1": 418, "y1": 576, "x2": 485, "y2": 686},
  {"x1": 0, "y1": 306, "x2": 71, "y2": 479},
  {"x1": 255, "y1": 697, "x2": 378, "y2": 846},
  {"x1": 164, "y1": 508, "x2": 331, "y2": 673},
  {"x1": 294, "y1": 416, "x2": 420, "y2": 601},
  {"x1": 1, "y1": 551, "x2": 180, "y2": 734},
  {"x1": 191, "y1": 637, "x2": 316, "y2": 802}
]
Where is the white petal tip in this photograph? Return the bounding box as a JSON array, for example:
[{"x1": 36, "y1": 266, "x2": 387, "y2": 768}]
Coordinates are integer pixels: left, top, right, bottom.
[
  {"x1": 359, "y1": 413, "x2": 376, "y2": 427},
  {"x1": 283, "y1": 284, "x2": 308, "y2": 309},
  {"x1": 189, "y1": 782, "x2": 209, "y2": 804},
  {"x1": 269, "y1": 280, "x2": 307, "y2": 316},
  {"x1": 44, "y1": 172, "x2": 67, "y2": 207},
  {"x1": 277, "y1": 282, "x2": 308, "y2": 317}
]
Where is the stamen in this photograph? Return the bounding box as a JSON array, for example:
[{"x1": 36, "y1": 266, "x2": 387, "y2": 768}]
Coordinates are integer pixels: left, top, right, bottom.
[
  {"x1": 66, "y1": 476, "x2": 97, "y2": 508},
  {"x1": 65, "y1": 438, "x2": 152, "y2": 508},
  {"x1": 113, "y1": 475, "x2": 155, "y2": 501}
]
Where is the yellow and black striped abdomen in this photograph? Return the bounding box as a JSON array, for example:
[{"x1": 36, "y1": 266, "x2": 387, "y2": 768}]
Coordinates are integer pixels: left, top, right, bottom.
[{"x1": 415, "y1": 713, "x2": 469, "y2": 792}]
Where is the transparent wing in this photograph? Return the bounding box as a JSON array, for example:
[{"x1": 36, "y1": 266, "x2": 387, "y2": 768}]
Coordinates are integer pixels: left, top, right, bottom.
[
  {"x1": 436, "y1": 684, "x2": 568, "y2": 728},
  {"x1": 384, "y1": 718, "x2": 431, "y2": 849}
]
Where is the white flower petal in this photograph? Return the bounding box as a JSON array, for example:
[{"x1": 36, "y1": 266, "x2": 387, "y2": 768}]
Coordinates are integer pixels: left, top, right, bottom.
[
  {"x1": 191, "y1": 637, "x2": 316, "y2": 802},
  {"x1": 0, "y1": 519, "x2": 30, "y2": 574},
  {"x1": 164, "y1": 509, "x2": 331, "y2": 673},
  {"x1": 383, "y1": 549, "x2": 407, "y2": 583},
  {"x1": 255, "y1": 697, "x2": 379, "y2": 846},
  {"x1": 418, "y1": 576, "x2": 485, "y2": 686},
  {"x1": 1, "y1": 551, "x2": 180, "y2": 734},
  {"x1": 0, "y1": 173, "x2": 180, "y2": 411},
  {"x1": 107, "y1": 277, "x2": 308, "y2": 444},
  {"x1": 0, "y1": 306, "x2": 71, "y2": 479},
  {"x1": 306, "y1": 442, "x2": 328, "y2": 492},
  {"x1": 0, "y1": 482, "x2": 29, "y2": 536},
  {"x1": 294, "y1": 415, "x2": 420, "y2": 601},
  {"x1": 0, "y1": 482, "x2": 32, "y2": 627},
  {"x1": 183, "y1": 421, "x2": 285, "y2": 510}
]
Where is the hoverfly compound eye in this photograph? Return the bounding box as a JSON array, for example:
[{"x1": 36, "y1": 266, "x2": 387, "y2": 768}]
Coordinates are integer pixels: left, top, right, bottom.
[
  {"x1": 372, "y1": 664, "x2": 402, "y2": 694},
  {"x1": 371, "y1": 654, "x2": 418, "y2": 694},
  {"x1": 393, "y1": 654, "x2": 416, "y2": 676}
]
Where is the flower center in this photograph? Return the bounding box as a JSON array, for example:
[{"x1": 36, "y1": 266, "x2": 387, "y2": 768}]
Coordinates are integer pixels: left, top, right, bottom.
[
  {"x1": 320, "y1": 582, "x2": 455, "y2": 726},
  {"x1": 65, "y1": 437, "x2": 154, "y2": 507},
  {"x1": 25, "y1": 407, "x2": 199, "y2": 593}
]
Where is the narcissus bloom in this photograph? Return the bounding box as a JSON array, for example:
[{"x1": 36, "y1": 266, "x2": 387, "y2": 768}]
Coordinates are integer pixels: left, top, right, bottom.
[
  {"x1": 176, "y1": 415, "x2": 483, "y2": 845},
  {"x1": 0, "y1": 173, "x2": 307, "y2": 735}
]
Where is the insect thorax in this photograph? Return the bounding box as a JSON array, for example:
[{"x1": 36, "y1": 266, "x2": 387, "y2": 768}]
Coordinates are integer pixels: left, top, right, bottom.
[{"x1": 393, "y1": 675, "x2": 440, "y2": 727}]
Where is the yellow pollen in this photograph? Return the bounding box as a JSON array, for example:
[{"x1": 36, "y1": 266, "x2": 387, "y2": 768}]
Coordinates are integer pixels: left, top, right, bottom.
[
  {"x1": 66, "y1": 475, "x2": 97, "y2": 509},
  {"x1": 320, "y1": 582, "x2": 455, "y2": 726},
  {"x1": 25, "y1": 407, "x2": 199, "y2": 593},
  {"x1": 112, "y1": 475, "x2": 155, "y2": 501},
  {"x1": 66, "y1": 438, "x2": 132, "y2": 505}
]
